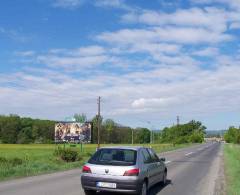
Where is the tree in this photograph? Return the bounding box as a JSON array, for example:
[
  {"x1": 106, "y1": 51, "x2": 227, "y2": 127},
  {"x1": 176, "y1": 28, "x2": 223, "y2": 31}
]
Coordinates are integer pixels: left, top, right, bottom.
[
  {"x1": 224, "y1": 126, "x2": 240, "y2": 144},
  {"x1": 103, "y1": 119, "x2": 115, "y2": 143},
  {"x1": 189, "y1": 131, "x2": 204, "y2": 143},
  {"x1": 91, "y1": 115, "x2": 103, "y2": 144},
  {"x1": 0, "y1": 115, "x2": 54, "y2": 143},
  {"x1": 74, "y1": 113, "x2": 87, "y2": 123},
  {"x1": 0, "y1": 115, "x2": 21, "y2": 143},
  {"x1": 160, "y1": 120, "x2": 206, "y2": 144},
  {"x1": 134, "y1": 128, "x2": 151, "y2": 144},
  {"x1": 17, "y1": 127, "x2": 33, "y2": 143}
]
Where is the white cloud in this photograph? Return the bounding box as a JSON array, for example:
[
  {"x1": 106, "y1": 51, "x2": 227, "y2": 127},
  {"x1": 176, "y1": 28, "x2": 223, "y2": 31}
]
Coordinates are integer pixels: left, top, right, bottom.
[
  {"x1": 17, "y1": 46, "x2": 108, "y2": 71},
  {"x1": 2, "y1": 1, "x2": 240, "y2": 129},
  {"x1": 191, "y1": 0, "x2": 240, "y2": 10},
  {"x1": 73, "y1": 45, "x2": 106, "y2": 56},
  {"x1": 49, "y1": 45, "x2": 105, "y2": 56},
  {"x1": 128, "y1": 42, "x2": 181, "y2": 55},
  {"x1": 191, "y1": 0, "x2": 215, "y2": 4},
  {"x1": 192, "y1": 47, "x2": 219, "y2": 57},
  {"x1": 122, "y1": 8, "x2": 228, "y2": 32},
  {"x1": 229, "y1": 22, "x2": 240, "y2": 30},
  {"x1": 94, "y1": 0, "x2": 131, "y2": 10},
  {"x1": 36, "y1": 54, "x2": 108, "y2": 70},
  {"x1": 1, "y1": 61, "x2": 240, "y2": 129},
  {"x1": 52, "y1": 0, "x2": 84, "y2": 8},
  {"x1": 132, "y1": 97, "x2": 177, "y2": 109},
  {"x1": 0, "y1": 27, "x2": 30, "y2": 42},
  {"x1": 95, "y1": 0, "x2": 122, "y2": 7},
  {"x1": 120, "y1": 6, "x2": 240, "y2": 49},
  {"x1": 15, "y1": 51, "x2": 35, "y2": 57},
  {"x1": 97, "y1": 27, "x2": 233, "y2": 45}
]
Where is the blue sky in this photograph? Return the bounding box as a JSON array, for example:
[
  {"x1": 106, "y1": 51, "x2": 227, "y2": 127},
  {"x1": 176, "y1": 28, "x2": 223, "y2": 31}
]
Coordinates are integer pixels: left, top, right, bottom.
[{"x1": 0, "y1": 0, "x2": 240, "y2": 130}]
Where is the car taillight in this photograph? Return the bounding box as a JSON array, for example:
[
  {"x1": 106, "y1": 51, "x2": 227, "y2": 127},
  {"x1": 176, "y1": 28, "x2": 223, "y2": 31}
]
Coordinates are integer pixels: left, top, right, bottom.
[
  {"x1": 123, "y1": 168, "x2": 139, "y2": 176},
  {"x1": 82, "y1": 165, "x2": 91, "y2": 173}
]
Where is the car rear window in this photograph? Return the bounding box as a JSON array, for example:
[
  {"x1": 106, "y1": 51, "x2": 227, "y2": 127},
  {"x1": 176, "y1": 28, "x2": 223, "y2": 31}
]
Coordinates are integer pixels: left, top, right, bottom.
[{"x1": 88, "y1": 148, "x2": 137, "y2": 166}]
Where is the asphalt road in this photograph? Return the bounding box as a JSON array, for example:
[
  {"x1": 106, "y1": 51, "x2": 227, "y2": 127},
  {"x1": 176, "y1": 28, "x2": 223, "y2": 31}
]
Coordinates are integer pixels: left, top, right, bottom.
[{"x1": 0, "y1": 142, "x2": 223, "y2": 195}]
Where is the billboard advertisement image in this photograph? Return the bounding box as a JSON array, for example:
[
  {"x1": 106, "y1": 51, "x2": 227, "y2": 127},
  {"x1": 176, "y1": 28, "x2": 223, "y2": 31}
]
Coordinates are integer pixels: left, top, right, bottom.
[{"x1": 55, "y1": 122, "x2": 91, "y2": 143}]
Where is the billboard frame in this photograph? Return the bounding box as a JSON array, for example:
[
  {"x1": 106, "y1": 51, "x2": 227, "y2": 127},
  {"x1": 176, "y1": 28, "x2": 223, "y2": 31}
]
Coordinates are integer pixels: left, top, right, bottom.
[{"x1": 54, "y1": 121, "x2": 92, "y2": 144}]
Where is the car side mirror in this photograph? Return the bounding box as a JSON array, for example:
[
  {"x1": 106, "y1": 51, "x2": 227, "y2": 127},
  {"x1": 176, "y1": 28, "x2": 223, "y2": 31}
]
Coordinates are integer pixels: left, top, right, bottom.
[{"x1": 160, "y1": 158, "x2": 165, "y2": 162}]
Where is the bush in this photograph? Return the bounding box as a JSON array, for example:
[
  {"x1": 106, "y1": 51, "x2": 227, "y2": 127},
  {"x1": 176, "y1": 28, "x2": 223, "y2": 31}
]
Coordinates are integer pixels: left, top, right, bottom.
[
  {"x1": 61, "y1": 149, "x2": 78, "y2": 162},
  {"x1": 0, "y1": 157, "x2": 23, "y2": 166},
  {"x1": 54, "y1": 148, "x2": 79, "y2": 162},
  {"x1": 10, "y1": 158, "x2": 23, "y2": 166},
  {"x1": 86, "y1": 152, "x2": 93, "y2": 157},
  {"x1": 224, "y1": 127, "x2": 240, "y2": 144},
  {"x1": 54, "y1": 147, "x2": 64, "y2": 156},
  {"x1": 174, "y1": 136, "x2": 189, "y2": 144},
  {"x1": 0, "y1": 157, "x2": 7, "y2": 164},
  {"x1": 77, "y1": 155, "x2": 83, "y2": 161},
  {"x1": 190, "y1": 132, "x2": 204, "y2": 143}
]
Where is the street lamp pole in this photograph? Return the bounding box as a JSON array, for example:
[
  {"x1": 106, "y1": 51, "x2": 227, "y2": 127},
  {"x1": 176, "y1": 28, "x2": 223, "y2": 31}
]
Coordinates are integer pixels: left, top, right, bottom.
[{"x1": 97, "y1": 96, "x2": 101, "y2": 149}]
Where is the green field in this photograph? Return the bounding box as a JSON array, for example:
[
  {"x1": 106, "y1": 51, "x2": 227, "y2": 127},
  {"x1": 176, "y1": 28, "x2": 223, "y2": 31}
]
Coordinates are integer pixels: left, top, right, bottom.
[
  {"x1": 224, "y1": 144, "x2": 240, "y2": 195},
  {"x1": 0, "y1": 143, "x2": 192, "y2": 181}
]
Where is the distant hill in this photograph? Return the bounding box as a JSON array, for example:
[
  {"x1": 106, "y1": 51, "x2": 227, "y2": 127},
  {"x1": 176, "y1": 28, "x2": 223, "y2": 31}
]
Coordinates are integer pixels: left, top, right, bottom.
[
  {"x1": 152, "y1": 129, "x2": 227, "y2": 138},
  {"x1": 205, "y1": 130, "x2": 226, "y2": 137}
]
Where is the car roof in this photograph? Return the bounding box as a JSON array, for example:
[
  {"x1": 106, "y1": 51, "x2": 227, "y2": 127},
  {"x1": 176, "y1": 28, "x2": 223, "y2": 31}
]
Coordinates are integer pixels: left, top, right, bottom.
[{"x1": 99, "y1": 146, "x2": 149, "y2": 151}]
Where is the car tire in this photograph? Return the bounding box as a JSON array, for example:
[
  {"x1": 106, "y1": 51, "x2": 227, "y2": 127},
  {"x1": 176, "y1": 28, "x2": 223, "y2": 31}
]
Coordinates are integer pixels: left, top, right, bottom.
[
  {"x1": 139, "y1": 181, "x2": 147, "y2": 195},
  {"x1": 84, "y1": 189, "x2": 96, "y2": 195},
  {"x1": 161, "y1": 171, "x2": 167, "y2": 186}
]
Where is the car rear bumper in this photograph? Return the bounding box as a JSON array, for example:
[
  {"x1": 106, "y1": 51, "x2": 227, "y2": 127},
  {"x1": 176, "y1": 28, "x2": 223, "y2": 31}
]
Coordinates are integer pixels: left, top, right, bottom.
[{"x1": 81, "y1": 174, "x2": 143, "y2": 194}]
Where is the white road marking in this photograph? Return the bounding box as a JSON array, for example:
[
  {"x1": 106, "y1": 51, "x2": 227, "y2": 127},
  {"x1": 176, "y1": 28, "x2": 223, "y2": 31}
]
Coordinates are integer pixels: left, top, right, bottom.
[
  {"x1": 165, "y1": 160, "x2": 171, "y2": 164},
  {"x1": 185, "y1": 152, "x2": 194, "y2": 156}
]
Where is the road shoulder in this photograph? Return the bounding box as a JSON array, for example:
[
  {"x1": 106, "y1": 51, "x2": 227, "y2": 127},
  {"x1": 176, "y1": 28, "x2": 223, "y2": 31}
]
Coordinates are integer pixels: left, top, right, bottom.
[{"x1": 197, "y1": 143, "x2": 225, "y2": 195}]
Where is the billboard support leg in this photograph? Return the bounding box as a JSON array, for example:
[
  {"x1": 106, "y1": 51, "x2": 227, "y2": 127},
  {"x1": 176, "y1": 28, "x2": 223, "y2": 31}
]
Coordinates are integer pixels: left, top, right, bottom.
[{"x1": 80, "y1": 142, "x2": 83, "y2": 152}]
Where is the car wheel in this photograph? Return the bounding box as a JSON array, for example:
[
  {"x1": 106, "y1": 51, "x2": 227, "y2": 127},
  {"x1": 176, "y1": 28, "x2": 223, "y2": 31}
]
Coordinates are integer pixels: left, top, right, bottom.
[
  {"x1": 161, "y1": 171, "x2": 167, "y2": 185},
  {"x1": 139, "y1": 181, "x2": 147, "y2": 195},
  {"x1": 84, "y1": 189, "x2": 96, "y2": 195}
]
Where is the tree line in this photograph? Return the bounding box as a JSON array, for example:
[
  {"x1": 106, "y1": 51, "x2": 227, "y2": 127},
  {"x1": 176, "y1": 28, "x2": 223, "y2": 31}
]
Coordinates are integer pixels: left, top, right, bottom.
[
  {"x1": 0, "y1": 114, "x2": 150, "y2": 144},
  {"x1": 160, "y1": 120, "x2": 206, "y2": 144},
  {"x1": 91, "y1": 116, "x2": 151, "y2": 144},
  {"x1": 0, "y1": 114, "x2": 206, "y2": 144},
  {"x1": 224, "y1": 126, "x2": 240, "y2": 144},
  {"x1": 0, "y1": 115, "x2": 55, "y2": 144}
]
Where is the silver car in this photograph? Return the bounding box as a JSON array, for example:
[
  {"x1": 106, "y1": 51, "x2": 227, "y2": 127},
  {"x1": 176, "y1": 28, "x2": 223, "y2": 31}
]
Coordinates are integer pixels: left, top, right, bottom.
[{"x1": 81, "y1": 146, "x2": 167, "y2": 195}]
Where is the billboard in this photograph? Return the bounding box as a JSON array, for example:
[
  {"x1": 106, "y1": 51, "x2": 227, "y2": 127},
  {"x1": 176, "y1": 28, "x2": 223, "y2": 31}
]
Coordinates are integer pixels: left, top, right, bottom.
[{"x1": 55, "y1": 122, "x2": 91, "y2": 143}]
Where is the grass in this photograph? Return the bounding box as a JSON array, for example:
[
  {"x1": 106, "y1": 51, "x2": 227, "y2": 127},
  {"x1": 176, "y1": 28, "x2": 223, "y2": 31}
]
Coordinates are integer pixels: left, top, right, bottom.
[
  {"x1": 224, "y1": 144, "x2": 240, "y2": 195},
  {"x1": 0, "y1": 143, "x2": 194, "y2": 181}
]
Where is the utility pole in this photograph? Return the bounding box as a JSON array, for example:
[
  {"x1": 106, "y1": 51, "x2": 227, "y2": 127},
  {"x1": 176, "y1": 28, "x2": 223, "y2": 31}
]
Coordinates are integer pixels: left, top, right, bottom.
[
  {"x1": 147, "y1": 121, "x2": 153, "y2": 144},
  {"x1": 97, "y1": 96, "x2": 101, "y2": 149},
  {"x1": 132, "y1": 129, "x2": 134, "y2": 145},
  {"x1": 152, "y1": 130, "x2": 154, "y2": 144},
  {"x1": 177, "y1": 116, "x2": 180, "y2": 126},
  {"x1": 174, "y1": 116, "x2": 180, "y2": 147}
]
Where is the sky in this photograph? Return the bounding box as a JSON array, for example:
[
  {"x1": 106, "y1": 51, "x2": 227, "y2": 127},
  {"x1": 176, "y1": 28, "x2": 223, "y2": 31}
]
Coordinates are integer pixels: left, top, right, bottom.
[{"x1": 0, "y1": 0, "x2": 240, "y2": 130}]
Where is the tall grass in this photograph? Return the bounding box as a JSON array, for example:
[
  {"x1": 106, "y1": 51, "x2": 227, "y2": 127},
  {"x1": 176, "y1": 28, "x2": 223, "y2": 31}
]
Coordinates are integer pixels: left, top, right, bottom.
[
  {"x1": 0, "y1": 143, "x2": 192, "y2": 181},
  {"x1": 224, "y1": 144, "x2": 240, "y2": 195}
]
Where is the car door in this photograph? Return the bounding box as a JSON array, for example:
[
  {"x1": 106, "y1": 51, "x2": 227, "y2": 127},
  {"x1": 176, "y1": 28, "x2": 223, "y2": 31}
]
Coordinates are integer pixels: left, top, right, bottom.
[
  {"x1": 141, "y1": 148, "x2": 156, "y2": 187},
  {"x1": 147, "y1": 148, "x2": 165, "y2": 183},
  {"x1": 144, "y1": 148, "x2": 160, "y2": 187}
]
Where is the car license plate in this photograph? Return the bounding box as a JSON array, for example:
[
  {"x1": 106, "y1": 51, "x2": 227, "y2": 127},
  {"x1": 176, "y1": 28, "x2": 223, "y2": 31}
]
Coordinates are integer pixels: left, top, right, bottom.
[{"x1": 96, "y1": 182, "x2": 117, "y2": 188}]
